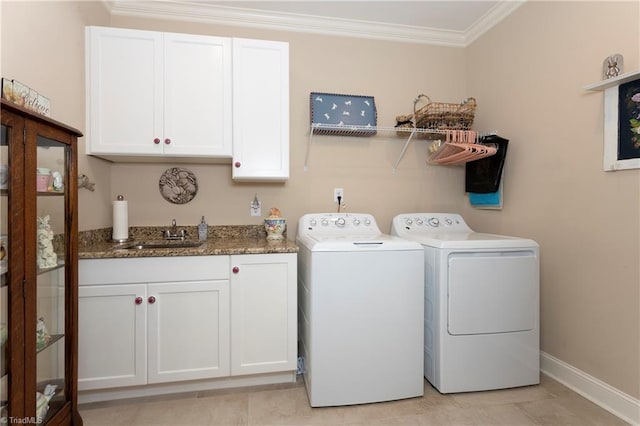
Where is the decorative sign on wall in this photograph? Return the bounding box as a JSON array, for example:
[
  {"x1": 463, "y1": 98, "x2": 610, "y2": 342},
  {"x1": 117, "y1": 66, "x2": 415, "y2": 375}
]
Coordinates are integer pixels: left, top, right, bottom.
[
  {"x1": 159, "y1": 167, "x2": 198, "y2": 204},
  {"x1": 310, "y1": 92, "x2": 377, "y2": 136},
  {"x1": 1, "y1": 78, "x2": 51, "y2": 117}
]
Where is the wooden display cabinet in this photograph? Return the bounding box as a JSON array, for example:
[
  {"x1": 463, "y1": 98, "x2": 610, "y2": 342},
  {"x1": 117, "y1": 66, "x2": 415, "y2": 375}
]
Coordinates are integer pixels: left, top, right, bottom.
[{"x1": 1, "y1": 99, "x2": 82, "y2": 425}]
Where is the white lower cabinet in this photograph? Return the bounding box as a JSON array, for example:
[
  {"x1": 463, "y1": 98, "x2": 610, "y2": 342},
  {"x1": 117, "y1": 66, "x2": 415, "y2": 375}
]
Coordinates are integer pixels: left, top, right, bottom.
[
  {"x1": 147, "y1": 280, "x2": 230, "y2": 383},
  {"x1": 78, "y1": 280, "x2": 229, "y2": 390},
  {"x1": 230, "y1": 254, "x2": 297, "y2": 375},
  {"x1": 78, "y1": 284, "x2": 147, "y2": 390},
  {"x1": 78, "y1": 253, "x2": 296, "y2": 395}
]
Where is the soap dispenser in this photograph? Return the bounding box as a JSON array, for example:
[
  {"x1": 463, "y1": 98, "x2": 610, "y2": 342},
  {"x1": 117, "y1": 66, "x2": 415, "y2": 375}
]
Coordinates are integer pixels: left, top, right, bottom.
[{"x1": 198, "y1": 216, "x2": 208, "y2": 241}]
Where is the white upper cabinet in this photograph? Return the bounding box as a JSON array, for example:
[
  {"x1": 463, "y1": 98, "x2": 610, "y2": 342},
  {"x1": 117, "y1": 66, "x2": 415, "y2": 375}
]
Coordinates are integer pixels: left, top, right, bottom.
[
  {"x1": 231, "y1": 38, "x2": 290, "y2": 181},
  {"x1": 85, "y1": 27, "x2": 290, "y2": 181},
  {"x1": 85, "y1": 26, "x2": 232, "y2": 159},
  {"x1": 163, "y1": 32, "x2": 232, "y2": 157}
]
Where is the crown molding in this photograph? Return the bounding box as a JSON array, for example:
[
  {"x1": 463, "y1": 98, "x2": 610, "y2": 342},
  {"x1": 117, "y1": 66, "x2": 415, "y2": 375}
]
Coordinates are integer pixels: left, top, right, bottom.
[
  {"x1": 104, "y1": 1, "x2": 524, "y2": 47},
  {"x1": 465, "y1": 0, "x2": 526, "y2": 45}
]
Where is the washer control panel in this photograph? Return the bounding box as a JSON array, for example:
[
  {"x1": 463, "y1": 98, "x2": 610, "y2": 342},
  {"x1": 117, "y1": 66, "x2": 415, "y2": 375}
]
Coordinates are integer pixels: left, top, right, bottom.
[
  {"x1": 391, "y1": 213, "x2": 472, "y2": 235},
  {"x1": 298, "y1": 213, "x2": 380, "y2": 236}
]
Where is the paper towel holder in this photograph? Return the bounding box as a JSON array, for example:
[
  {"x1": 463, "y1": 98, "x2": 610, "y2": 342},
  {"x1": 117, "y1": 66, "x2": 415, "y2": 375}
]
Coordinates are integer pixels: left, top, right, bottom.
[{"x1": 111, "y1": 194, "x2": 133, "y2": 243}]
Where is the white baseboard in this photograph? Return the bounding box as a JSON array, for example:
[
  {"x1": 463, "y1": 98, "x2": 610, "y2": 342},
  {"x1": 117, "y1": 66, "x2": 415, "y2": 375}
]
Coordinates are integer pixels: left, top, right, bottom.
[{"x1": 541, "y1": 351, "x2": 640, "y2": 425}]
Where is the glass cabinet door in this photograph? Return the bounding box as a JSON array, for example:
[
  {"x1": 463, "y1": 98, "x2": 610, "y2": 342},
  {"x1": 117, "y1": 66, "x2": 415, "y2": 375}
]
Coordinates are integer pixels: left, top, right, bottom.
[{"x1": 33, "y1": 130, "x2": 70, "y2": 423}]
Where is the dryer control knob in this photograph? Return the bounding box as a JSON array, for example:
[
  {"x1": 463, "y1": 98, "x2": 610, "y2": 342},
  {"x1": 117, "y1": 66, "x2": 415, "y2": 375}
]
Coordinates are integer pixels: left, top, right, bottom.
[
  {"x1": 445, "y1": 218, "x2": 453, "y2": 225},
  {"x1": 364, "y1": 218, "x2": 371, "y2": 226},
  {"x1": 416, "y1": 219, "x2": 424, "y2": 225},
  {"x1": 309, "y1": 219, "x2": 317, "y2": 226},
  {"x1": 428, "y1": 217, "x2": 440, "y2": 227},
  {"x1": 405, "y1": 218, "x2": 413, "y2": 226},
  {"x1": 336, "y1": 217, "x2": 346, "y2": 227},
  {"x1": 353, "y1": 218, "x2": 361, "y2": 226},
  {"x1": 321, "y1": 219, "x2": 329, "y2": 226}
]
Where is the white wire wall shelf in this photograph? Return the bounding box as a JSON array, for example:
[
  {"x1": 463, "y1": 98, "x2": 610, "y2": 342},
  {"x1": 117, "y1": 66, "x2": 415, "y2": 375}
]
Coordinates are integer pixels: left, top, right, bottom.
[{"x1": 305, "y1": 123, "x2": 479, "y2": 173}]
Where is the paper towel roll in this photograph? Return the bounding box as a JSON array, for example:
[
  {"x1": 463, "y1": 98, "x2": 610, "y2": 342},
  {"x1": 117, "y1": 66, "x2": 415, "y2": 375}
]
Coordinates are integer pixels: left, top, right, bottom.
[{"x1": 112, "y1": 198, "x2": 129, "y2": 241}]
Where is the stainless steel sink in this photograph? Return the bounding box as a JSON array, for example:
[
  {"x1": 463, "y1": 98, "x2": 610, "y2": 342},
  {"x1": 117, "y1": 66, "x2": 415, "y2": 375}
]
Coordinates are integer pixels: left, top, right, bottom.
[{"x1": 114, "y1": 241, "x2": 204, "y2": 250}]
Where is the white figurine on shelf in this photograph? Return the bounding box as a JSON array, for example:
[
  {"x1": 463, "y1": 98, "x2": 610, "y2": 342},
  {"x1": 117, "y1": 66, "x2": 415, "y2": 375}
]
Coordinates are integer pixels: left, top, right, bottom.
[
  {"x1": 51, "y1": 171, "x2": 63, "y2": 191},
  {"x1": 36, "y1": 383, "x2": 57, "y2": 421},
  {"x1": 37, "y1": 215, "x2": 57, "y2": 268}
]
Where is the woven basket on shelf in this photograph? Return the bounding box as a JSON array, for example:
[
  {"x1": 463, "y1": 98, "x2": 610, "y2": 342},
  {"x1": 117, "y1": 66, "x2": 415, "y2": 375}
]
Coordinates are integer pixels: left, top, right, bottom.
[{"x1": 413, "y1": 94, "x2": 476, "y2": 131}]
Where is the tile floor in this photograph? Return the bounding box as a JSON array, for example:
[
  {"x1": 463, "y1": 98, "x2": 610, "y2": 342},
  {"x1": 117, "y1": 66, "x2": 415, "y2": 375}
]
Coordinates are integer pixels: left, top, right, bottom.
[{"x1": 79, "y1": 374, "x2": 628, "y2": 425}]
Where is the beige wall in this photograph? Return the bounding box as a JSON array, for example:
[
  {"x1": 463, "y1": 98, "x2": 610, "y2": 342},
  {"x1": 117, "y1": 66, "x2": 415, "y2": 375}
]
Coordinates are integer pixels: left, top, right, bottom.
[
  {"x1": 465, "y1": 1, "x2": 639, "y2": 399},
  {"x1": 1, "y1": 1, "x2": 113, "y2": 230},
  {"x1": 2, "y1": 0, "x2": 638, "y2": 401}
]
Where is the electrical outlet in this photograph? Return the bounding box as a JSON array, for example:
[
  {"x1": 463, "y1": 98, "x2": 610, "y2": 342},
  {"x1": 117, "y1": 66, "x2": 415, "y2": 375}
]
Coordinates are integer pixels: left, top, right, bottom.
[{"x1": 334, "y1": 188, "x2": 344, "y2": 204}]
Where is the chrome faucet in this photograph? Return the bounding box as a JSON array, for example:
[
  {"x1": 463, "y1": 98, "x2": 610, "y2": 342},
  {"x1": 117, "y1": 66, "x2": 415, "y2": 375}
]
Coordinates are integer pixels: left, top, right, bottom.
[{"x1": 164, "y1": 218, "x2": 188, "y2": 240}]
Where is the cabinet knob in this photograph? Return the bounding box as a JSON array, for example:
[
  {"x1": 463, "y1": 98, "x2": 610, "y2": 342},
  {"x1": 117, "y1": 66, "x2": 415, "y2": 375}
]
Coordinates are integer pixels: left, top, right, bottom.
[
  {"x1": 148, "y1": 296, "x2": 157, "y2": 304},
  {"x1": 135, "y1": 297, "x2": 143, "y2": 305},
  {"x1": 232, "y1": 266, "x2": 240, "y2": 274},
  {"x1": 234, "y1": 162, "x2": 241, "y2": 168},
  {"x1": 153, "y1": 138, "x2": 161, "y2": 144},
  {"x1": 164, "y1": 138, "x2": 171, "y2": 145}
]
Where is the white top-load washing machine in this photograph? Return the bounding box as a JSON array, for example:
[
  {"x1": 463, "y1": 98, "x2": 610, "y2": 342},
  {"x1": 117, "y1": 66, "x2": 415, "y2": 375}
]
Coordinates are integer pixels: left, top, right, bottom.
[
  {"x1": 297, "y1": 213, "x2": 424, "y2": 407},
  {"x1": 391, "y1": 213, "x2": 539, "y2": 394}
]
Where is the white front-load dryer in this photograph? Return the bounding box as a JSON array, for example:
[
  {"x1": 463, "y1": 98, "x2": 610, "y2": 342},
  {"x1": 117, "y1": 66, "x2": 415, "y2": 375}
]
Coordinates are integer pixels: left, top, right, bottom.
[{"x1": 391, "y1": 213, "x2": 539, "y2": 393}]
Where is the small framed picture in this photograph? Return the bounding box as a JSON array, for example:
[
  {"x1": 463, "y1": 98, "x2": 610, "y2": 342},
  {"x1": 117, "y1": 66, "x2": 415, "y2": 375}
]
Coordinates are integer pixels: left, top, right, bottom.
[
  {"x1": 616, "y1": 79, "x2": 640, "y2": 161},
  {"x1": 602, "y1": 75, "x2": 640, "y2": 171}
]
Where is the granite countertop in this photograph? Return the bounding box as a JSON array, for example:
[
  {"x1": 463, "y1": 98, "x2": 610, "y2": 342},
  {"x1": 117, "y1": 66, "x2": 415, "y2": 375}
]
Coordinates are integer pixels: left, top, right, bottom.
[{"x1": 79, "y1": 225, "x2": 298, "y2": 259}]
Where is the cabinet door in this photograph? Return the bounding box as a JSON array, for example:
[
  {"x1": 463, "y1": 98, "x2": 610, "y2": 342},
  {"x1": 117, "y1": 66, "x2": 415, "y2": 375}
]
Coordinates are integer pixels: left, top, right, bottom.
[
  {"x1": 78, "y1": 284, "x2": 147, "y2": 390},
  {"x1": 29, "y1": 119, "x2": 79, "y2": 423},
  {"x1": 164, "y1": 33, "x2": 232, "y2": 157},
  {"x1": 86, "y1": 26, "x2": 163, "y2": 155},
  {"x1": 230, "y1": 254, "x2": 296, "y2": 375},
  {"x1": 147, "y1": 281, "x2": 230, "y2": 383},
  {"x1": 232, "y1": 38, "x2": 289, "y2": 181}
]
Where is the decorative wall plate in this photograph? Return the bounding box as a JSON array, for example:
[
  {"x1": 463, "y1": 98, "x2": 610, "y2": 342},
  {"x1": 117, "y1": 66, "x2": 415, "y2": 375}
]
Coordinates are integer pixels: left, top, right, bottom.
[{"x1": 159, "y1": 167, "x2": 198, "y2": 204}]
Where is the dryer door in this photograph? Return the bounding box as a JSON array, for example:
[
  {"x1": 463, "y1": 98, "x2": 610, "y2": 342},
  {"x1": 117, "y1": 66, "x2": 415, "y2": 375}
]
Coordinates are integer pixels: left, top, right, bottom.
[{"x1": 447, "y1": 250, "x2": 538, "y2": 335}]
